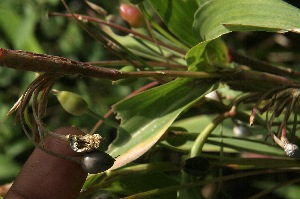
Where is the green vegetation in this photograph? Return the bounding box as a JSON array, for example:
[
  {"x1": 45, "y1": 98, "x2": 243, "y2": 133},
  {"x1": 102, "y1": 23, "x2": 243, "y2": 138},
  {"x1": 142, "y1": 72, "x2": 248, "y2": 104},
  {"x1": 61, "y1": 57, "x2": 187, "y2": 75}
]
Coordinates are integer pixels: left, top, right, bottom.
[{"x1": 1, "y1": 0, "x2": 300, "y2": 198}]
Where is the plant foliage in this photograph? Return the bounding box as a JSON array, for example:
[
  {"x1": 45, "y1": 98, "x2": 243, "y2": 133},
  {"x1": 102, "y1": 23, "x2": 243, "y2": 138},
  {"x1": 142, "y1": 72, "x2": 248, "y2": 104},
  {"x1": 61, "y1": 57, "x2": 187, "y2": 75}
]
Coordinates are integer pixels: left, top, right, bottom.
[{"x1": 1, "y1": 0, "x2": 300, "y2": 198}]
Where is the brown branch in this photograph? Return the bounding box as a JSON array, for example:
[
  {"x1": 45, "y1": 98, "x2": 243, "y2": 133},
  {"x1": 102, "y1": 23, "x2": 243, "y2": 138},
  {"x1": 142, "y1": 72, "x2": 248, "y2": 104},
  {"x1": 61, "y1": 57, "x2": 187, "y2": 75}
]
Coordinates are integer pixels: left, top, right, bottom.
[
  {"x1": 0, "y1": 48, "x2": 122, "y2": 80},
  {"x1": 1, "y1": 48, "x2": 300, "y2": 91},
  {"x1": 0, "y1": 48, "x2": 218, "y2": 80},
  {"x1": 223, "y1": 69, "x2": 300, "y2": 92}
]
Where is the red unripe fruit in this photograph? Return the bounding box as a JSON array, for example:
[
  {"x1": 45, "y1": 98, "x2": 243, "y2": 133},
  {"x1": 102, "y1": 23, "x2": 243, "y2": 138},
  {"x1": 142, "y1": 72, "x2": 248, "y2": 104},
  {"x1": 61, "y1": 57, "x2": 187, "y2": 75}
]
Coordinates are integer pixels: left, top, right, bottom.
[{"x1": 120, "y1": 3, "x2": 145, "y2": 28}]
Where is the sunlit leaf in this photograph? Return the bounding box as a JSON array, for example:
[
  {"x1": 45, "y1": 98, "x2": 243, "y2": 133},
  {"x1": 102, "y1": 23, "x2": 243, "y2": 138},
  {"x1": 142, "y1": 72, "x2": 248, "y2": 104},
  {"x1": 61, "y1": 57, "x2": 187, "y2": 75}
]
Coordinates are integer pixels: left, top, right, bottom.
[
  {"x1": 162, "y1": 115, "x2": 284, "y2": 157},
  {"x1": 194, "y1": 0, "x2": 300, "y2": 41},
  {"x1": 206, "y1": 137, "x2": 284, "y2": 156},
  {"x1": 148, "y1": 0, "x2": 200, "y2": 46},
  {"x1": 108, "y1": 78, "x2": 219, "y2": 169},
  {"x1": 186, "y1": 38, "x2": 229, "y2": 72}
]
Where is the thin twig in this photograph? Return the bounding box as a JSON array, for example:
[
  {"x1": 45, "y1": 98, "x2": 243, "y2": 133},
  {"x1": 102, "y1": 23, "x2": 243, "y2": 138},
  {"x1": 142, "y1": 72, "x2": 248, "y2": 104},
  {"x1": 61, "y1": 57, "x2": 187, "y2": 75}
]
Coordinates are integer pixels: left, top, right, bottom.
[
  {"x1": 48, "y1": 12, "x2": 186, "y2": 55},
  {"x1": 87, "y1": 60, "x2": 187, "y2": 69},
  {"x1": 230, "y1": 50, "x2": 300, "y2": 79}
]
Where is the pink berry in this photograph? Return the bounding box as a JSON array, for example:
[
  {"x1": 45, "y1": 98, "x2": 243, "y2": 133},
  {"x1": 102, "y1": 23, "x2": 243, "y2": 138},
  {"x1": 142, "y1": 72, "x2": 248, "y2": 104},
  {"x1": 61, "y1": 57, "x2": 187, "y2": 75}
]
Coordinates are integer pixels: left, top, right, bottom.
[{"x1": 120, "y1": 4, "x2": 144, "y2": 28}]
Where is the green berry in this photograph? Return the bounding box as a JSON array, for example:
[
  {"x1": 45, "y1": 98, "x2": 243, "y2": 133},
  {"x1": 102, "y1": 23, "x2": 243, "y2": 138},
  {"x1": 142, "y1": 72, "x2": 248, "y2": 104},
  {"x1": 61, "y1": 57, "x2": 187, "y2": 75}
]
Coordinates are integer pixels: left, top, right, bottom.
[{"x1": 54, "y1": 90, "x2": 88, "y2": 116}]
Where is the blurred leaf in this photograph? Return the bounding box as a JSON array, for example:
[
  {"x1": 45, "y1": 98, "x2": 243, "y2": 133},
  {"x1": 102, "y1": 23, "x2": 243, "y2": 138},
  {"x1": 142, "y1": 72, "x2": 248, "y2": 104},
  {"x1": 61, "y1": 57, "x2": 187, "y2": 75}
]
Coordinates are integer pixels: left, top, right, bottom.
[
  {"x1": 148, "y1": 0, "x2": 200, "y2": 46},
  {"x1": 0, "y1": 105, "x2": 20, "y2": 143},
  {"x1": 39, "y1": 16, "x2": 66, "y2": 40},
  {"x1": 58, "y1": 23, "x2": 83, "y2": 57},
  {"x1": 254, "y1": 181, "x2": 300, "y2": 199},
  {"x1": 15, "y1": 4, "x2": 38, "y2": 49},
  {"x1": 0, "y1": 1, "x2": 43, "y2": 52},
  {"x1": 0, "y1": 68, "x2": 18, "y2": 87},
  {"x1": 5, "y1": 138, "x2": 33, "y2": 158},
  {"x1": 0, "y1": 155, "x2": 20, "y2": 181},
  {"x1": 194, "y1": 0, "x2": 300, "y2": 41},
  {"x1": 108, "y1": 78, "x2": 219, "y2": 169}
]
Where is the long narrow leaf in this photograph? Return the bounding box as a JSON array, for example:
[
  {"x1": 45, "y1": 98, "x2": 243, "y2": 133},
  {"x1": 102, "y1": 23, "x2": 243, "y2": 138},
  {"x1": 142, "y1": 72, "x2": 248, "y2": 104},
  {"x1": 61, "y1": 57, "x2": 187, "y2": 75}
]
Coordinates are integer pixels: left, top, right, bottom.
[
  {"x1": 148, "y1": 0, "x2": 200, "y2": 46},
  {"x1": 108, "y1": 78, "x2": 219, "y2": 169},
  {"x1": 194, "y1": 0, "x2": 300, "y2": 41}
]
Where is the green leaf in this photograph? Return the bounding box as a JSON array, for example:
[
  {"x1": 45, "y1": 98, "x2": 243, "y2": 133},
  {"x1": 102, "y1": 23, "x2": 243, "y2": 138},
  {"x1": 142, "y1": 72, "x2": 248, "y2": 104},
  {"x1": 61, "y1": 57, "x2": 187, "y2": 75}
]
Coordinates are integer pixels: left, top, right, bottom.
[
  {"x1": 104, "y1": 26, "x2": 185, "y2": 64},
  {"x1": 148, "y1": 0, "x2": 200, "y2": 46},
  {"x1": 206, "y1": 137, "x2": 284, "y2": 156},
  {"x1": 108, "y1": 78, "x2": 219, "y2": 169},
  {"x1": 187, "y1": 38, "x2": 229, "y2": 72},
  {"x1": 5, "y1": 138, "x2": 33, "y2": 158},
  {"x1": 194, "y1": 0, "x2": 300, "y2": 41},
  {"x1": 107, "y1": 172, "x2": 178, "y2": 198},
  {"x1": 162, "y1": 115, "x2": 284, "y2": 157},
  {"x1": 0, "y1": 155, "x2": 21, "y2": 181},
  {"x1": 0, "y1": 2, "x2": 43, "y2": 52}
]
